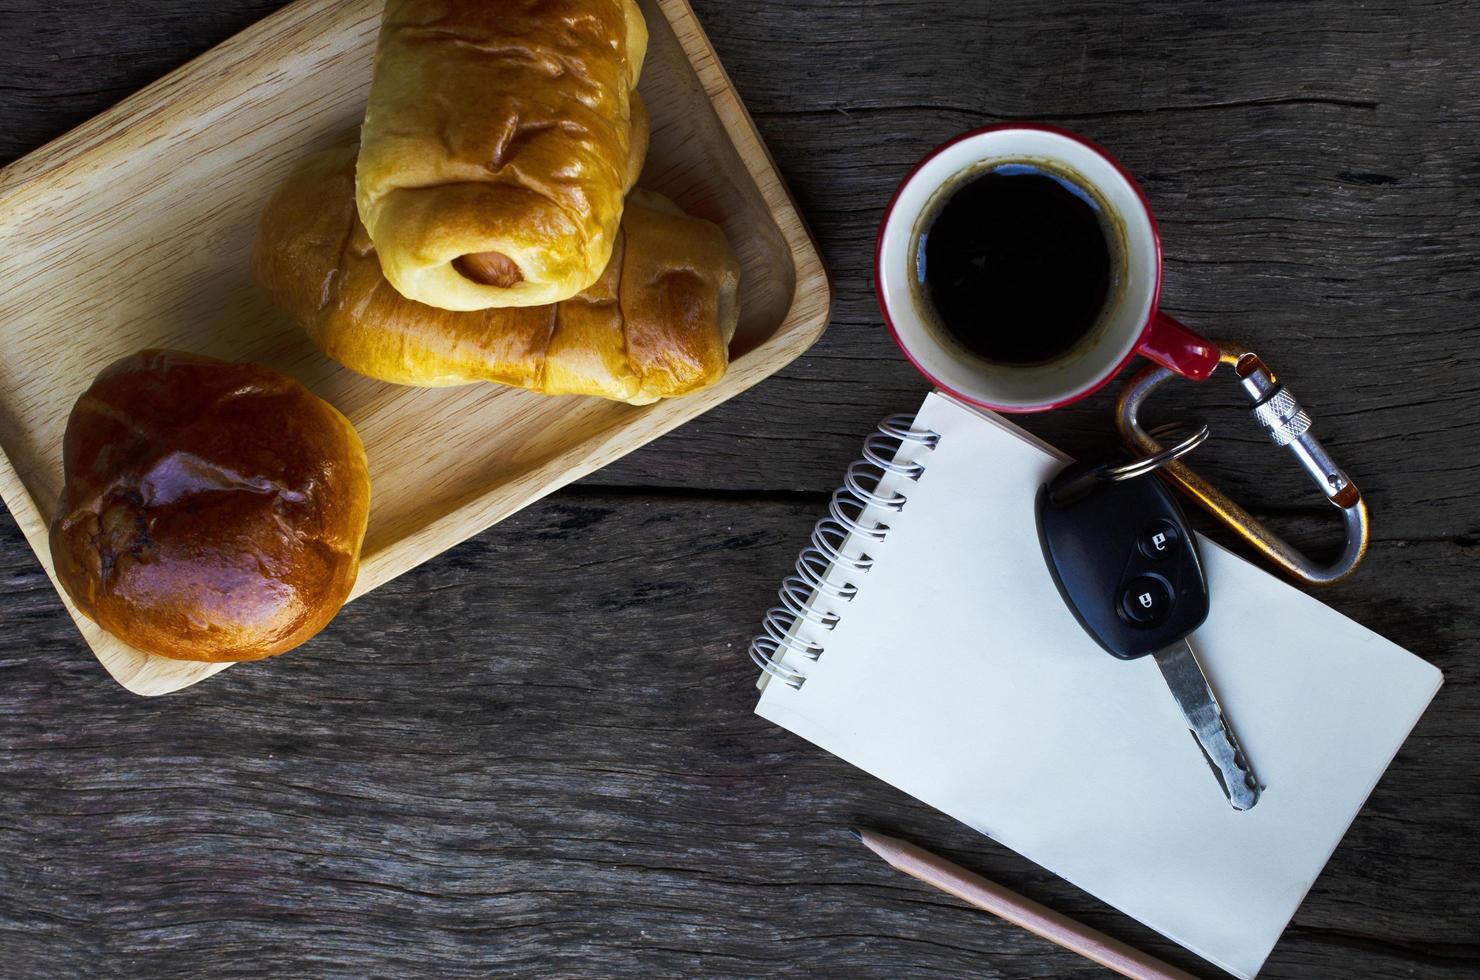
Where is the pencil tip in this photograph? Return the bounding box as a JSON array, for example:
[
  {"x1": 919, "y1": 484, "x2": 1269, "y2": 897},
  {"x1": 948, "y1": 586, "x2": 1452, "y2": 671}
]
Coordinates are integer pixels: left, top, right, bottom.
[{"x1": 848, "y1": 826, "x2": 865, "y2": 842}]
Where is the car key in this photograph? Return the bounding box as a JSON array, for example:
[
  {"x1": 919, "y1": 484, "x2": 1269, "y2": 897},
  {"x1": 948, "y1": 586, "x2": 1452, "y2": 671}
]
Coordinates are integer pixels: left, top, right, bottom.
[{"x1": 1036, "y1": 456, "x2": 1260, "y2": 811}]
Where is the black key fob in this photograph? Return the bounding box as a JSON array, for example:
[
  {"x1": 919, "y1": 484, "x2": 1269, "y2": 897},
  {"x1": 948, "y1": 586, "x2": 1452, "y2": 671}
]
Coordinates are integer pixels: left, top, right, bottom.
[{"x1": 1036, "y1": 460, "x2": 1209, "y2": 660}]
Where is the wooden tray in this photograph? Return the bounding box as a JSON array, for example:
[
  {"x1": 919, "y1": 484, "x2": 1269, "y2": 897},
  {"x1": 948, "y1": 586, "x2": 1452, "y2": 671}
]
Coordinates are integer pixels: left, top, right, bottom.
[{"x1": 0, "y1": 0, "x2": 829, "y2": 696}]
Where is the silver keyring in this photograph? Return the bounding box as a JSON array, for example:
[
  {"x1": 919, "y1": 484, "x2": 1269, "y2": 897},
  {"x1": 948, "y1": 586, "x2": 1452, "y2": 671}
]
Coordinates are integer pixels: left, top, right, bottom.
[{"x1": 1098, "y1": 421, "x2": 1209, "y2": 483}]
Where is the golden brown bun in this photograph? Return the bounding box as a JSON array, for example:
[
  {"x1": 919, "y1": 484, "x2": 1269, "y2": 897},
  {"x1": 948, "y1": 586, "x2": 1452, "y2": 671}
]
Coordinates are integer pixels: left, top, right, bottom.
[
  {"x1": 254, "y1": 138, "x2": 740, "y2": 405},
  {"x1": 356, "y1": 0, "x2": 649, "y2": 311},
  {"x1": 48, "y1": 350, "x2": 371, "y2": 663},
  {"x1": 451, "y1": 90, "x2": 649, "y2": 290}
]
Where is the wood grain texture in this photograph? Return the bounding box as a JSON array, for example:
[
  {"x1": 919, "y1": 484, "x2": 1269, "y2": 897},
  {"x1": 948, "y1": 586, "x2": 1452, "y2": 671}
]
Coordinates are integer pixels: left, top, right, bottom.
[
  {"x1": 2, "y1": 0, "x2": 1478, "y2": 976},
  {"x1": 0, "y1": 497, "x2": 1475, "y2": 978},
  {"x1": 0, "y1": 0, "x2": 828, "y2": 694},
  {"x1": 588, "y1": 0, "x2": 1480, "y2": 541}
]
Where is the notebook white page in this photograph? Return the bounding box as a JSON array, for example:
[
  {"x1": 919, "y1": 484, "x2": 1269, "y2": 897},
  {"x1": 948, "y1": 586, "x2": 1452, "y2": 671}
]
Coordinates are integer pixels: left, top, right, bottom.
[{"x1": 755, "y1": 391, "x2": 1441, "y2": 979}]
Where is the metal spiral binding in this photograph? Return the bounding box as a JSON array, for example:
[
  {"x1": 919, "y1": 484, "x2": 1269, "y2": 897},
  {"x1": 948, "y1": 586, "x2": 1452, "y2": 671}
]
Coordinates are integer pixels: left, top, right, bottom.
[
  {"x1": 829, "y1": 488, "x2": 890, "y2": 540},
  {"x1": 748, "y1": 413, "x2": 941, "y2": 689},
  {"x1": 811, "y1": 518, "x2": 875, "y2": 571}
]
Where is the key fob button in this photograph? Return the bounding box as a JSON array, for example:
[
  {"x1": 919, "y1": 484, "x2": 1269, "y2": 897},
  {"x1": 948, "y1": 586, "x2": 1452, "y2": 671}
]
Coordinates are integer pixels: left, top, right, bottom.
[
  {"x1": 1037, "y1": 464, "x2": 1208, "y2": 659},
  {"x1": 1138, "y1": 520, "x2": 1179, "y2": 560},
  {"x1": 1121, "y1": 576, "x2": 1172, "y2": 626}
]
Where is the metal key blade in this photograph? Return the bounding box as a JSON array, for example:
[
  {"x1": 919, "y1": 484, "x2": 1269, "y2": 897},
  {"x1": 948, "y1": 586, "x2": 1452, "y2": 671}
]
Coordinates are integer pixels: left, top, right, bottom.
[{"x1": 1153, "y1": 640, "x2": 1260, "y2": 811}]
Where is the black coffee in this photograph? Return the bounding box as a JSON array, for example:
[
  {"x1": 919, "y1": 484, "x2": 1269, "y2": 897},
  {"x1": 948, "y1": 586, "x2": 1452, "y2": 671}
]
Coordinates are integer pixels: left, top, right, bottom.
[{"x1": 915, "y1": 162, "x2": 1114, "y2": 364}]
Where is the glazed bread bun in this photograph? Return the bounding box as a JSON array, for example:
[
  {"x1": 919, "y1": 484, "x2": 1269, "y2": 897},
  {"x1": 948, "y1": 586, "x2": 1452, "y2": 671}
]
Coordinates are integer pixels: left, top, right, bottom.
[
  {"x1": 254, "y1": 138, "x2": 739, "y2": 405},
  {"x1": 48, "y1": 350, "x2": 371, "y2": 662},
  {"x1": 356, "y1": 0, "x2": 649, "y2": 310}
]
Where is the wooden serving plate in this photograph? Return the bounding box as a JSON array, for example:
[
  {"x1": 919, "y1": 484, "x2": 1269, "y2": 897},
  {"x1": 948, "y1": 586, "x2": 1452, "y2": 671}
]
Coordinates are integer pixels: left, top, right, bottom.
[{"x1": 0, "y1": 0, "x2": 829, "y2": 695}]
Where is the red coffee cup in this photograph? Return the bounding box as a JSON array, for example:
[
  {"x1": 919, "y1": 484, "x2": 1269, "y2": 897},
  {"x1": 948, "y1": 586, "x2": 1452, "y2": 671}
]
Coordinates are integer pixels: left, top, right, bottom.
[{"x1": 875, "y1": 123, "x2": 1220, "y2": 413}]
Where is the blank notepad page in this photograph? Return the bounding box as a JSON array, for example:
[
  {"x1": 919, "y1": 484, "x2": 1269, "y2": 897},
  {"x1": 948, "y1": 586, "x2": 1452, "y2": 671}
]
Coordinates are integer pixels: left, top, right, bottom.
[{"x1": 755, "y1": 392, "x2": 1441, "y2": 979}]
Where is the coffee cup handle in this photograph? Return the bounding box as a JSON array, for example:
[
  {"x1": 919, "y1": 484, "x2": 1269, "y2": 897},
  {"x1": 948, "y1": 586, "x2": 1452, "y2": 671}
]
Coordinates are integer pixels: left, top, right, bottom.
[{"x1": 1137, "y1": 311, "x2": 1221, "y2": 381}]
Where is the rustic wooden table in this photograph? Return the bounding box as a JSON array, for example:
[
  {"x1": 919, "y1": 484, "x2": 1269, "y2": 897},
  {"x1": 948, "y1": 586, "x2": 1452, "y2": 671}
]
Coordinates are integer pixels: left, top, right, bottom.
[{"x1": 2, "y1": 2, "x2": 1477, "y2": 977}]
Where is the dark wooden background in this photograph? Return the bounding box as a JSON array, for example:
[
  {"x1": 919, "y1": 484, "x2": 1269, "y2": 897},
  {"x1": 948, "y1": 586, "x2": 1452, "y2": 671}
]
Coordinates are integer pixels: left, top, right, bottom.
[{"x1": 2, "y1": 1, "x2": 1477, "y2": 976}]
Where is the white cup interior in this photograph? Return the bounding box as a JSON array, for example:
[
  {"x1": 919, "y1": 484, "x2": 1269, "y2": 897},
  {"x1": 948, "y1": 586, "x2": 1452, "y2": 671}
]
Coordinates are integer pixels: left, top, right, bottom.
[{"x1": 877, "y1": 128, "x2": 1159, "y2": 411}]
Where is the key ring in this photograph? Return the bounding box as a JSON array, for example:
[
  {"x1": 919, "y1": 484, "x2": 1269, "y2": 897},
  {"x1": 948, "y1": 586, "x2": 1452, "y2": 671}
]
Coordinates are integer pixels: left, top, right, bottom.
[
  {"x1": 1097, "y1": 421, "x2": 1209, "y2": 483},
  {"x1": 1047, "y1": 421, "x2": 1209, "y2": 507}
]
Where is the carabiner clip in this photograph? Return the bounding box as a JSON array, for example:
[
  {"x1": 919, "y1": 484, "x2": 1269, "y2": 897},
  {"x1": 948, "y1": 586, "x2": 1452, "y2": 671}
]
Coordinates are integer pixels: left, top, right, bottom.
[{"x1": 1115, "y1": 343, "x2": 1369, "y2": 586}]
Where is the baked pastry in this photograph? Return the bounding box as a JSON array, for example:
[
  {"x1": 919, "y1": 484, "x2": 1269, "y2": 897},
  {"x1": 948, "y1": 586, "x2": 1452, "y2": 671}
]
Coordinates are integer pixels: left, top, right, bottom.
[
  {"x1": 254, "y1": 139, "x2": 740, "y2": 405},
  {"x1": 48, "y1": 350, "x2": 371, "y2": 663},
  {"x1": 356, "y1": 0, "x2": 649, "y2": 311}
]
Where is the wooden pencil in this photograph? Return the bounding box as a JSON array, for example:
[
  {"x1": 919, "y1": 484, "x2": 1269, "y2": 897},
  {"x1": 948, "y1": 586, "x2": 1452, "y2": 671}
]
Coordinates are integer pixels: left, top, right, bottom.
[{"x1": 853, "y1": 828, "x2": 1199, "y2": 980}]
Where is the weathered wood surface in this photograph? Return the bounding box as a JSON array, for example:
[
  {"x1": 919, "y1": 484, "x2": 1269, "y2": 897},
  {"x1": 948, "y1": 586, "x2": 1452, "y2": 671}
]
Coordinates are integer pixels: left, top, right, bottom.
[
  {"x1": 1, "y1": 0, "x2": 1477, "y2": 977},
  {"x1": 2, "y1": 498, "x2": 1475, "y2": 978}
]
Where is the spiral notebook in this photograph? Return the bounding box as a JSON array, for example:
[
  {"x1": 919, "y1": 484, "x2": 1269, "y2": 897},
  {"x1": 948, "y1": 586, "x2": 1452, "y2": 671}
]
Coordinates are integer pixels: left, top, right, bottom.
[{"x1": 750, "y1": 391, "x2": 1441, "y2": 979}]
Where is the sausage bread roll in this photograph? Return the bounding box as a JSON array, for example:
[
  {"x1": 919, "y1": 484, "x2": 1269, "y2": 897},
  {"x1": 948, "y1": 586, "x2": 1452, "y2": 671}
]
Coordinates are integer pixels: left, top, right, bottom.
[
  {"x1": 256, "y1": 138, "x2": 739, "y2": 405},
  {"x1": 356, "y1": 0, "x2": 650, "y2": 311}
]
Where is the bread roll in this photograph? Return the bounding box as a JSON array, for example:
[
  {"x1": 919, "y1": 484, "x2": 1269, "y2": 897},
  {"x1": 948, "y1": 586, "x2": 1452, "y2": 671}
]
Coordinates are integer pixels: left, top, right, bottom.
[
  {"x1": 48, "y1": 350, "x2": 371, "y2": 663},
  {"x1": 356, "y1": 0, "x2": 649, "y2": 311},
  {"x1": 254, "y1": 138, "x2": 739, "y2": 405}
]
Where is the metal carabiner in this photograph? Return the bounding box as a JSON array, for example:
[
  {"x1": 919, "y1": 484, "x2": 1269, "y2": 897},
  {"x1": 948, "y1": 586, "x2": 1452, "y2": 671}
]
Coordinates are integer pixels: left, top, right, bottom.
[{"x1": 1115, "y1": 343, "x2": 1369, "y2": 586}]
